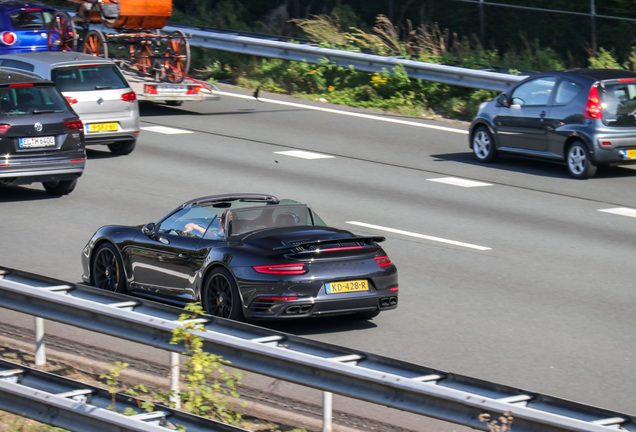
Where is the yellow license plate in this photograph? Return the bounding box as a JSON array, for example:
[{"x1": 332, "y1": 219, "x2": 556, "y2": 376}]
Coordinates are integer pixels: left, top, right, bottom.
[
  {"x1": 326, "y1": 280, "x2": 368, "y2": 294},
  {"x1": 87, "y1": 122, "x2": 118, "y2": 132},
  {"x1": 626, "y1": 149, "x2": 636, "y2": 159}
]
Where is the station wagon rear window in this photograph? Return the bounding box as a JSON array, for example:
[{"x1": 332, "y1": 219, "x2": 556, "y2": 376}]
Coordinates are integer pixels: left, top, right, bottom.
[{"x1": 52, "y1": 65, "x2": 129, "y2": 91}]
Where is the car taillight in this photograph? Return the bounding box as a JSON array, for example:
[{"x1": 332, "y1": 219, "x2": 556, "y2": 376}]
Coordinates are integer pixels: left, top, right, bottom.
[
  {"x1": 64, "y1": 119, "x2": 83, "y2": 131},
  {"x1": 64, "y1": 96, "x2": 78, "y2": 105},
  {"x1": 584, "y1": 86, "x2": 602, "y2": 119},
  {"x1": 0, "y1": 124, "x2": 11, "y2": 135},
  {"x1": 186, "y1": 86, "x2": 200, "y2": 95},
  {"x1": 144, "y1": 85, "x2": 157, "y2": 95},
  {"x1": 121, "y1": 91, "x2": 137, "y2": 102},
  {"x1": 1, "y1": 32, "x2": 16, "y2": 45},
  {"x1": 253, "y1": 264, "x2": 307, "y2": 275},
  {"x1": 375, "y1": 255, "x2": 392, "y2": 267}
]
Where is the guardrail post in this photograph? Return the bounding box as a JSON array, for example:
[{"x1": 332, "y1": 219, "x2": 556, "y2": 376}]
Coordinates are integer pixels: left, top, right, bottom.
[
  {"x1": 322, "y1": 391, "x2": 332, "y2": 432},
  {"x1": 34, "y1": 317, "x2": 46, "y2": 365},
  {"x1": 170, "y1": 352, "x2": 180, "y2": 408}
]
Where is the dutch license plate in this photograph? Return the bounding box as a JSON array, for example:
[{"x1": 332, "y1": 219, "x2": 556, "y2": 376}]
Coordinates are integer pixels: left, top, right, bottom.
[
  {"x1": 87, "y1": 122, "x2": 118, "y2": 133},
  {"x1": 626, "y1": 149, "x2": 636, "y2": 159},
  {"x1": 19, "y1": 136, "x2": 55, "y2": 149},
  {"x1": 157, "y1": 85, "x2": 186, "y2": 94},
  {"x1": 326, "y1": 280, "x2": 368, "y2": 294}
]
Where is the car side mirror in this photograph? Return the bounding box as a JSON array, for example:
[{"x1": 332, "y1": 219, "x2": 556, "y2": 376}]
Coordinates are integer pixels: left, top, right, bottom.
[
  {"x1": 142, "y1": 223, "x2": 156, "y2": 236},
  {"x1": 496, "y1": 93, "x2": 509, "y2": 107}
]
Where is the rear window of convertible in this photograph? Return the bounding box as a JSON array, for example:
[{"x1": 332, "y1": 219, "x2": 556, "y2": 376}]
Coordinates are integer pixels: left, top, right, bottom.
[{"x1": 52, "y1": 65, "x2": 129, "y2": 92}]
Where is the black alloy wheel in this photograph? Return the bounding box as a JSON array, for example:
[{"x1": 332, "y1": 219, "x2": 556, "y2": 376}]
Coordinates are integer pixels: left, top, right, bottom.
[
  {"x1": 202, "y1": 268, "x2": 243, "y2": 320},
  {"x1": 92, "y1": 243, "x2": 127, "y2": 293}
]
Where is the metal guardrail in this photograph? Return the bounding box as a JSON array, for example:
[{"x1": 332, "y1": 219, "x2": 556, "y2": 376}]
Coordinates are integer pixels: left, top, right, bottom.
[
  {"x1": 163, "y1": 24, "x2": 526, "y2": 92},
  {"x1": 0, "y1": 358, "x2": 244, "y2": 432},
  {"x1": 0, "y1": 266, "x2": 634, "y2": 432}
]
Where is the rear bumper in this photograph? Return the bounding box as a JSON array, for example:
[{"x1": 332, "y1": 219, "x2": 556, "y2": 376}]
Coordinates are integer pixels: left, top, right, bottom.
[{"x1": 0, "y1": 157, "x2": 85, "y2": 185}]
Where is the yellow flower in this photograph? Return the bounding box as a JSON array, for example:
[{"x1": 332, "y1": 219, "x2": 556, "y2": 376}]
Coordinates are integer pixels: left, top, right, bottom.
[
  {"x1": 328, "y1": 85, "x2": 335, "y2": 92},
  {"x1": 308, "y1": 70, "x2": 317, "y2": 75}
]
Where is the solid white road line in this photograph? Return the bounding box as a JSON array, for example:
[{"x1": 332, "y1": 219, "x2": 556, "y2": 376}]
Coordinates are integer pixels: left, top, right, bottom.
[
  {"x1": 274, "y1": 150, "x2": 335, "y2": 159},
  {"x1": 217, "y1": 90, "x2": 469, "y2": 134},
  {"x1": 598, "y1": 207, "x2": 636, "y2": 218},
  {"x1": 346, "y1": 221, "x2": 492, "y2": 251},
  {"x1": 427, "y1": 177, "x2": 492, "y2": 187},
  {"x1": 141, "y1": 126, "x2": 193, "y2": 134}
]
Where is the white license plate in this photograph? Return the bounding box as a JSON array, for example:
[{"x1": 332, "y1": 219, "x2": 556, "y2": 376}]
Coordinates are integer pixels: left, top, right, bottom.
[{"x1": 19, "y1": 136, "x2": 55, "y2": 149}]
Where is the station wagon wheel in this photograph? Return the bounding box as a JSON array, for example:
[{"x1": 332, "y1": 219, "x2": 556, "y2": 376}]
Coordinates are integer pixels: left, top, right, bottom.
[
  {"x1": 82, "y1": 29, "x2": 108, "y2": 58},
  {"x1": 42, "y1": 179, "x2": 77, "y2": 195},
  {"x1": 162, "y1": 30, "x2": 190, "y2": 83},
  {"x1": 91, "y1": 243, "x2": 127, "y2": 293},
  {"x1": 202, "y1": 268, "x2": 243, "y2": 320},
  {"x1": 472, "y1": 126, "x2": 498, "y2": 163},
  {"x1": 567, "y1": 140, "x2": 597, "y2": 179},
  {"x1": 47, "y1": 11, "x2": 77, "y2": 52}
]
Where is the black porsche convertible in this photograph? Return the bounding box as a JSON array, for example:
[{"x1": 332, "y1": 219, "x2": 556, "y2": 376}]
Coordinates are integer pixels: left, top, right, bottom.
[{"x1": 81, "y1": 193, "x2": 399, "y2": 321}]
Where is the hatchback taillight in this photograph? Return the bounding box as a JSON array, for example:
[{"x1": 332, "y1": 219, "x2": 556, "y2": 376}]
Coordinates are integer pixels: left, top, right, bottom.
[
  {"x1": 64, "y1": 96, "x2": 78, "y2": 105},
  {"x1": 121, "y1": 91, "x2": 137, "y2": 102},
  {"x1": 584, "y1": 86, "x2": 602, "y2": 119},
  {"x1": 1, "y1": 32, "x2": 16, "y2": 45},
  {"x1": 0, "y1": 124, "x2": 11, "y2": 135},
  {"x1": 64, "y1": 119, "x2": 83, "y2": 131}
]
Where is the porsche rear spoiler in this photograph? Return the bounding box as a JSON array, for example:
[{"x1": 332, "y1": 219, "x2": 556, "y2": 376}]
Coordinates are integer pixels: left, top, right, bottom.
[{"x1": 273, "y1": 236, "x2": 386, "y2": 254}]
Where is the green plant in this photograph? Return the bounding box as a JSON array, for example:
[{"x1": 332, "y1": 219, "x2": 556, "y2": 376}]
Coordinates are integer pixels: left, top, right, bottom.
[{"x1": 170, "y1": 303, "x2": 246, "y2": 425}]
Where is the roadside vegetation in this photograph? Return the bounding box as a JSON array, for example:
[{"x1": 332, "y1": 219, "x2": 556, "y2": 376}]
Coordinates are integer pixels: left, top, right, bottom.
[
  {"x1": 0, "y1": 303, "x2": 305, "y2": 432},
  {"x1": 187, "y1": 5, "x2": 636, "y2": 122}
]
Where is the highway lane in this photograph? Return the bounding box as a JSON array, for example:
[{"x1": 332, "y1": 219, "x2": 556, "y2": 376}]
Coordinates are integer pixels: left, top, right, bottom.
[{"x1": 1, "y1": 87, "x2": 635, "y2": 425}]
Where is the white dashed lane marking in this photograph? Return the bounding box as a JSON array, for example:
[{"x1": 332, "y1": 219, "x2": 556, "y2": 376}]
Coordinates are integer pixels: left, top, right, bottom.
[
  {"x1": 274, "y1": 150, "x2": 335, "y2": 159},
  {"x1": 427, "y1": 177, "x2": 492, "y2": 188},
  {"x1": 346, "y1": 221, "x2": 492, "y2": 251},
  {"x1": 599, "y1": 208, "x2": 636, "y2": 218},
  {"x1": 141, "y1": 126, "x2": 193, "y2": 134}
]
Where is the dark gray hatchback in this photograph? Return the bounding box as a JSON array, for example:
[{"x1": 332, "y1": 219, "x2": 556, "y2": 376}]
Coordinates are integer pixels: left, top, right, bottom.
[
  {"x1": 0, "y1": 67, "x2": 85, "y2": 194},
  {"x1": 469, "y1": 69, "x2": 636, "y2": 179}
]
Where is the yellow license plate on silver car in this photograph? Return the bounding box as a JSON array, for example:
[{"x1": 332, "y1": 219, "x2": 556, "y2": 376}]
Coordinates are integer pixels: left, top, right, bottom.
[
  {"x1": 326, "y1": 280, "x2": 368, "y2": 294},
  {"x1": 626, "y1": 149, "x2": 636, "y2": 159},
  {"x1": 87, "y1": 122, "x2": 118, "y2": 132}
]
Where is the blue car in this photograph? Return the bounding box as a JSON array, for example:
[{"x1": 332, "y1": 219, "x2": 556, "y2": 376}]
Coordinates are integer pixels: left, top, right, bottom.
[{"x1": 0, "y1": 1, "x2": 55, "y2": 54}]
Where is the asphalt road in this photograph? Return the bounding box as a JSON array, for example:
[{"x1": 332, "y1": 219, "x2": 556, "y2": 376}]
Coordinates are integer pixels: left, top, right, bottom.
[{"x1": 1, "y1": 85, "x2": 635, "y2": 427}]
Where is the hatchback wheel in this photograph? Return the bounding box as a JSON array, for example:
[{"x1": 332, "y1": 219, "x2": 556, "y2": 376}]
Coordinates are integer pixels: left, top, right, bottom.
[
  {"x1": 202, "y1": 268, "x2": 243, "y2": 320},
  {"x1": 472, "y1": 126, "x2": 498, "y2": 162},
  {"x1": 43, "y1": 179, "x2": 77, "y2": 195},
  {"x1": 108, "y1": 140, "x2": 136, "y2": 155},
  {"x1": 567, "y1": 141, "x2": 597, "y2": 179},
  {"x1": 91, "y1": 243, "x2": 127, "y2": 293}
]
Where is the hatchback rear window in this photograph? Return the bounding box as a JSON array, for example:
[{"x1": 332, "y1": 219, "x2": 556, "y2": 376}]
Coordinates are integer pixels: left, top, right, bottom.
[
  {"x1": 52, "y1": 65, "x2": 129, "y2": 92},
  {"x1": 0, "y1": 85, "x2": 69, "y2": 115},
  {"x1": 601, "y1": 82, "x2": 636, "y2": 126},
  {"x1": 9, "y1": 10, "x2": 52, "y2": 30}
]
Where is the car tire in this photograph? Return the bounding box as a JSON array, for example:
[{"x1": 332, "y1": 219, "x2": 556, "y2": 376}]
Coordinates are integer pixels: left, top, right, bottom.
[
  {"x1": 353, "y1": 310, "x2": 380, "y2": 320},
  {"x1": 166, "y1": 101, "x2": 183, "y2": 107},
  {"x1": 472, "y1": 126, "x2": 498, "y2": 163},
  {"x1": 202, "y1": 268, "x2": 243, "y2": 320},
  {"x1": 42, "y1": 179, "x2": 77, "y2": 195},
  {"x1": 91, "y1": 243, "x2": 127, "y2": 293},
  {"x1": 108, "y1": 140, "x2": 136, "y2": 155},
  {"x1": 566, "y1": 141, "x2": 597, "y2": 179}
]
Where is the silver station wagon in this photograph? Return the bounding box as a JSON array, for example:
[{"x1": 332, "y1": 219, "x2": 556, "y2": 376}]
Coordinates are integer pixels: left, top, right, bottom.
[{"x1": 0, "y1": 51, "x2": 140, "y2": 155}]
